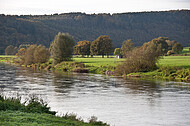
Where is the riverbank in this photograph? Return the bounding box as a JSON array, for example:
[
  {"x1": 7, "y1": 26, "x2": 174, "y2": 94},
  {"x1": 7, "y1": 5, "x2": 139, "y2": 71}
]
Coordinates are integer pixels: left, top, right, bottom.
[
  {"x1": 0, "y1": 55, "x2": 124, "y2": 74},
  {"x1": 0, "y1": 47, "x2": 190, "y2": 81},
  {"x1": 0, "y1": 95, "x2": 109, "y2": 126},
  {"x1": 127, "y1": 55, "x2": 190, "y2": 81}
]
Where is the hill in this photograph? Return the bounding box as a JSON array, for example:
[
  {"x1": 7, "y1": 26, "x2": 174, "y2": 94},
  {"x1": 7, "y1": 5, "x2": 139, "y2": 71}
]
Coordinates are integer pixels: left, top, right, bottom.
[{"x1": 0, "y1": 10, "x2": 190, "y2": 54}]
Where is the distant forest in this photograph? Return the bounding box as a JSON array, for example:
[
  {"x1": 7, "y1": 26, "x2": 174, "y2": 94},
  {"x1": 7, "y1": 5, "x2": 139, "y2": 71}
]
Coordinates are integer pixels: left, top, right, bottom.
[{"x1": 0, "y1": 10, "x2": 190, "y2": 54}]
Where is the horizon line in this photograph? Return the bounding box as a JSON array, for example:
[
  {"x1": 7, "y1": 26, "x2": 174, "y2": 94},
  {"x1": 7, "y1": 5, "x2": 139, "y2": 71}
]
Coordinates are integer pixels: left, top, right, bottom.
[{"x1": 1, "y1": 9, "x2": 189, "y2": 16}]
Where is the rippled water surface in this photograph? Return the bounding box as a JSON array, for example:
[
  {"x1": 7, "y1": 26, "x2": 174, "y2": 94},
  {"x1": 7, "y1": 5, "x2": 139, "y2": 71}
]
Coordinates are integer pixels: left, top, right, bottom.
[{"x1": 0, "y1": 63, "x2": 190, "y2": 126}]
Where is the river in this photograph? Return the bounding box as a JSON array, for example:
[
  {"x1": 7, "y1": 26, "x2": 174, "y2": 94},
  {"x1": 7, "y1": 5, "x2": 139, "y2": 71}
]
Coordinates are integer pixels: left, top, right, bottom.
[{"x1": 0, "y1": 63, "x2": 190, "y2": 126}]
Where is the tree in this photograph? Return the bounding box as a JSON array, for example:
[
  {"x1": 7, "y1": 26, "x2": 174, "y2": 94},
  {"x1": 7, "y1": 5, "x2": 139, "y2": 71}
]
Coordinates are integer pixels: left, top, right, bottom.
[
  {"x1": 24, "y1": 45, "x2": 37, "y2": 65},
  {"x1": 34, "y1": 45, "x2": 50, "y2": 63},
  {"x1": 121, "y1": 39, "x2": 134, "y2": 57},
  {"x1": 74, "y1": 40, "x2": 91, "y2": 57},
  {"x1": 5, "y1": 45, "x2": 18, "y2": 55},
  {"x1": 17, "y1": 44, "x2": 50, "y2": 65},
  {"x1": 166, "y1": 40, "x2": 177, "y2": 50},
  {"x1": 90, "y1": 40, "x2": 99, "y2": 57},
  {"x1": 172, "y1": 42, "x2": 183, "y2": 54},
  {"x1": 90, "y1": 35, "x2": 114, "y2": 58},
  {"x1": 114, "y1": 48, "x2": 122, "y2": 56},
  {"x1": 143, "y1": 37, "x2": 169, "y2": 55},
  {"x1": 19, "y1": 44, "x2": 31, "y2": 49},
  {"x1": 50, "y1": 32, "x2": 75, "y2": 65},
  {"x1": 16, "y1": 48, "x2": 26, "y2": 64}
]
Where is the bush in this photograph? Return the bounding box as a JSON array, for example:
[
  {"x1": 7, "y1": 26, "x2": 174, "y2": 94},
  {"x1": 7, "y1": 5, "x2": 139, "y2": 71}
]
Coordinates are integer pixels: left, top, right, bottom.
[
  {"x1": 24, "y1": 45, "x2": 37, "y2": 65},
  {"x1": 0, "y1": 94, "x2": 56, "y2": 115},
  {"x1": 156, "y1": 66, "x2": 190, "y2": 80},
  {"x1": 116, "y1": 42, "x2": 161, "y2": 75},
  {"x1": 17, "y1": 44, "x2": 50, "y2": 65},
  {"x1": 25, "y1": 96, "x2": 56, "y2": 115},
  {"x1": 167, "y1": 50, "x2": 174, "y2": 55},
  {"x1": 0, "y1": 95, "x2": 25, "y2": 111},
  {"x1": 5, "y1": 45, "x2": 18, "y2": 55},
  {"x1": 34, "y1": 45, "x2": 50, "y2": 64}
]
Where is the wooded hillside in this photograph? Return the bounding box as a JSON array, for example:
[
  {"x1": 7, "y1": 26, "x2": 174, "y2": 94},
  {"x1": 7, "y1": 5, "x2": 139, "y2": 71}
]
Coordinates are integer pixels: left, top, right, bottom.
[{"x1": 0, "y1": 10, "x2": 189, "y2": 54}]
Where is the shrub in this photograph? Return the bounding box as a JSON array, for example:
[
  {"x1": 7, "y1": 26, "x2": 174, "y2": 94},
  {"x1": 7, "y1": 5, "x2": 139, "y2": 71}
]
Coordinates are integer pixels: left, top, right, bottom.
[
  {"x1": 24, "y1": 45, "x2": 37, "y2": 65},
  {"x1": 88, "y1": 116, "x2": 109, "y2": 125},
  {"x1": 172, "y1": 42, "x2": 183, "y2": 54},
  {"x1": 25, "y1": 96, "x2": 56, "y2": 115},
  {"x1": 17, "y1": 45, "x2": 50, "y2": 65},
  {"x1": 0, "y1": 94, "x2": 56, "y2": 115},
  {"x1": 5, "y1": 45, "x2": 18, "y2": 55},
  {"x1": 34, "y1": 45, "x2": 50, "y2": 64},
  {"x1": 116, "y1": 42, "x2": 161, "y2": 75},
  {"x1": 167, "y1": 50, "x2": 174, "y2": 55}
]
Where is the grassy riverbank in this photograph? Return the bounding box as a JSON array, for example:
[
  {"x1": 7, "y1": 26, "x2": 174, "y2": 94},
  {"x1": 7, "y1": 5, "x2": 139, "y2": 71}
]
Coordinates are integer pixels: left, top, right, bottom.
[
  {"x1": 0, "y1": 47, "x2": 189, "y2": 80},
  {"x1": 127, "y1": 58, "x2": 190, "y2": 81},
  {"x1": 0, "y1": 95, "x2": 109, "y2": 126},
  {"x1": 73, "y1": 57, "x2": 124, "y2": 74},
  {"x1": 127, "y1": 47, "x2": 190, "y2": 81},
  {"x1": 0, "y1": 111, "x2": 109, "y2": 126}
]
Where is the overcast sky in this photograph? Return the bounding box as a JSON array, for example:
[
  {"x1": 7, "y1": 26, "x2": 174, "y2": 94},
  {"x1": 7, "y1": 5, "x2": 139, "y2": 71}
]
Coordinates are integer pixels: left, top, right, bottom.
[{"x1": 0, "y1": 0, "x2": 190, "y2": 15}]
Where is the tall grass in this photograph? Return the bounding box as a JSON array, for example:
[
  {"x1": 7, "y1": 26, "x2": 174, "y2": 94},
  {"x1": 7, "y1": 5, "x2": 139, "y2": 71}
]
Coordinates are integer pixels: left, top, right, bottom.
[
  {"x1": 0, "y1": 94, "x2": 56, "y2": 115},
  {"x1": 0, "y1": 94, "x2": 109, "y2": 126}
]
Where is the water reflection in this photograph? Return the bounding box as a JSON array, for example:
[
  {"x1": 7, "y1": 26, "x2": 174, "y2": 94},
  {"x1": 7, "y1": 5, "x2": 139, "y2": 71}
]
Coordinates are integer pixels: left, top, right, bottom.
[{"x1": 1, "y1": 63, "x2": 190, "y2": 126}]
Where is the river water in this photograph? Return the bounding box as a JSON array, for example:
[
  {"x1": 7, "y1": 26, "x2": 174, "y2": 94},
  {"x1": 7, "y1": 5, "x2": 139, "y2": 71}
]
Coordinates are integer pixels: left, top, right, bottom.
[{"x1": 0, "y1": 63, "x2": 190, "y2": 126}]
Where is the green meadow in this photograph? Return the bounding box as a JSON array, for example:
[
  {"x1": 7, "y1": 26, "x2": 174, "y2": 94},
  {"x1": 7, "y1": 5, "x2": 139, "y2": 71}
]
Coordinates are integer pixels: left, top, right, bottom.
[
  {"x1": 158, "y1": 56, "x2": 190, "y2": 68},
  {"x1": 0, "y1": 111, "x2": 108, "y2": 126},
  {"x1": 73, "y1": 57, "x2": 125, "y2": 67},
  {"x1": 179, "y1": 47, "x2": 190, "y2": 54}
]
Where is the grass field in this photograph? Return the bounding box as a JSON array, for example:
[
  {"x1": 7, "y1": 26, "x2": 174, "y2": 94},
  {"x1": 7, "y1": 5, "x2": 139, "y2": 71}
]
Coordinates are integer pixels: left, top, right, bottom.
[
  {"x1": 74, "y1": 56, "x2": 190, "y2": 68},
  {"x1": 74, "y1": 57, "x2": 125, "y2": 67},
  {"x1": 179, "y1": 47, "x2": 190, "y2": 54},
  {"x1": 73, "y1": 47, "x2": 190, "y2": 68},
  {"x1": 0, "y1": 111, "x2": 107, "y2": 126},
  {"x1": 0, "y1": 55, "x2": 16, "y2": 57},
  {"x1": 158, "y1": 56, "x2": 190, "y2": 68}
]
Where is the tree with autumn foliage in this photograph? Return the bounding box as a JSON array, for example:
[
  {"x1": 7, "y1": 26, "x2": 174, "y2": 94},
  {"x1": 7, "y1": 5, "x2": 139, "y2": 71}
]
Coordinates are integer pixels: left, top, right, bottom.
[
  {"x1": 143, "y1": 37, "x2": 169, "y2": 55},
  {"x1": 90, "y1": 35, "x2": 114, "y2": 58},
  {"x1": 5, "y1": 45, "x2": 18, "y2": 55},
  {"x1": 74, "y1": 40, "x2": 91, "y2": 57},
  {"x1": 16, "y1": 48, "x2": 26, "y2": 64}
]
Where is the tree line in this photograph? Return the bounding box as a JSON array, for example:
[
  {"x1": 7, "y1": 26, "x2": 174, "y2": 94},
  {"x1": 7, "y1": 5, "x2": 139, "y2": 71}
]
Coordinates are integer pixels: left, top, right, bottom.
[
  {"x1": 6, "y1": 33, "x2": 114, "y2": 66},
  {"x1": 114, "y1": 37, "x2": 184, "y2": 58},
  {"x1": 5, "y1": 32, "x2": 185, "y2": 67},
  {"x1": 4, "y1": 32, "x2": 188, "y2": 76},
  {"x1": 0, "y1": 10, "x2": 190, "y2": 54}
]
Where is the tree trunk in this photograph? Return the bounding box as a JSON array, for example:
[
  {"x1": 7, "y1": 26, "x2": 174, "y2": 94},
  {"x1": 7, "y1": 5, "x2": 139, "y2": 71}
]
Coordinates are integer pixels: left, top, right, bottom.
[
  {"x1": 107, "y1": 55, "x2": 109, "y2": 58},
  {"x1": 102, "y1": 55, "x2": 104, "y2": 58}
]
